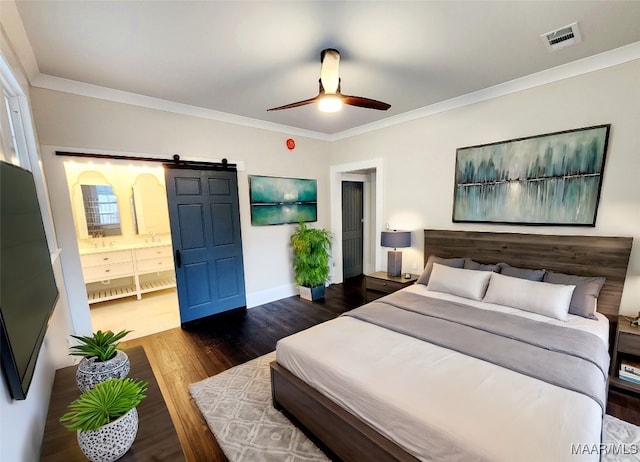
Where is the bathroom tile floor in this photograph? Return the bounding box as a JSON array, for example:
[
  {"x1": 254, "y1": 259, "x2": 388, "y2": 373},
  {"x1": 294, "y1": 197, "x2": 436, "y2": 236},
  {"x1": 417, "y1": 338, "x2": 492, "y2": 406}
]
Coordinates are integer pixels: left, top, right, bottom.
[{"x1": 89, "y1": 288, "x2": 180, "y2": 341}]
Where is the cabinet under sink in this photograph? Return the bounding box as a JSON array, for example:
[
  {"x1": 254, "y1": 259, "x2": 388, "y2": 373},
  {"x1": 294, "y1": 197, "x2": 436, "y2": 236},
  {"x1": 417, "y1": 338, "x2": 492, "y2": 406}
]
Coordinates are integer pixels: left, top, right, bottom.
[{"x1": 80, "y1": 244, "x2": 176, "y2": 304}]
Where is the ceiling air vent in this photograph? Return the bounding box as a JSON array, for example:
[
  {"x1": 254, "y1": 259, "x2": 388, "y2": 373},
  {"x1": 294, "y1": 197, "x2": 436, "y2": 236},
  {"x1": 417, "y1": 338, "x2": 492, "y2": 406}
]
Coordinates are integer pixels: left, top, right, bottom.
[{"x1": 541, "y1": 22, "x2": 582, "y2": 51}]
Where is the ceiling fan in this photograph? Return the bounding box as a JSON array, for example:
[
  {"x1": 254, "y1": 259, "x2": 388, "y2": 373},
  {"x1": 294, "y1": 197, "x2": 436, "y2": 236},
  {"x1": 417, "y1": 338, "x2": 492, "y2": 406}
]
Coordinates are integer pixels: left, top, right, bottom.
[{"x1": 267, "y1": 49, "x2": 391, "y2": 113}]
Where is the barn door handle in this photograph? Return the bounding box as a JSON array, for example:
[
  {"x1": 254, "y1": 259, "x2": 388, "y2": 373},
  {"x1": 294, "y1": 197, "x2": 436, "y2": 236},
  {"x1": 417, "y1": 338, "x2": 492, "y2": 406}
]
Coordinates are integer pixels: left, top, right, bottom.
[{"x1": 175, "y1": 250, "x2": 182, "y2": 268}]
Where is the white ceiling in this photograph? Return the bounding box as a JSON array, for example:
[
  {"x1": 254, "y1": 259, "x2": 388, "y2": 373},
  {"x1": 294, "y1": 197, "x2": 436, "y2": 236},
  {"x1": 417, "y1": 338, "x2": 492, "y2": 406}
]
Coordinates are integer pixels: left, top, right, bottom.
[{"x1": 12, "y1": 1, "x2": 640, "y2": 138}]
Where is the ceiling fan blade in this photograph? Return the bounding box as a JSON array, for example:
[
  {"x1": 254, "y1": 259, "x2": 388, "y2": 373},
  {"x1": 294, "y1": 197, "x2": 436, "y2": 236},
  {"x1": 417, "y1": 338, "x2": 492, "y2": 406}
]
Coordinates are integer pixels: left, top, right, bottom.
[
  {"x1": 266, "y1": 95, "x2": 320, "y2": 111},
  {"x1": 320, "y1": 48, "x2": 340, "y2": 94},
  {"x1": 341, "y1": 94, "x2": 391, "y2": 111},
  {"x1": 267, "y1": 48, "x2": 390, "y2": 112}
]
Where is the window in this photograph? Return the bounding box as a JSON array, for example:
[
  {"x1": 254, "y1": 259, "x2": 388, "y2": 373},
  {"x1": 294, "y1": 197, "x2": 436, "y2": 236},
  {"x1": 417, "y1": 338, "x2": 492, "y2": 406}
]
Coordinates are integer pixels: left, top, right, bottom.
[
  {"x1": 1, "y1": 55, "x2": 59, "y2": 252},
  {"x1": 0, "y1": 89, "x2": 19, "y2": 165}
]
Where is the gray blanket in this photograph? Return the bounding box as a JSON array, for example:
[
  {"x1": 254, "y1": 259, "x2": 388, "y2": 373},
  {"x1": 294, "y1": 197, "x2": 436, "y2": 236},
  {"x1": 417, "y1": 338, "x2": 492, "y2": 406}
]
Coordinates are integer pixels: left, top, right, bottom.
[{"x1": 344, "y1": 291, "x2": 609, "y2": 411}]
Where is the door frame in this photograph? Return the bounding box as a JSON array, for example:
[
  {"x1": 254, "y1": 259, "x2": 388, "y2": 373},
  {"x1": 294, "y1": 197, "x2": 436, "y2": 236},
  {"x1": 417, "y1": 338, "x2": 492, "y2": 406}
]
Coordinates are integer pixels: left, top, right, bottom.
[
  {"x1": 41, "y1": 145, "x2": 244, "y2": 336},
  {"x1": 330, "y1": 159, "x2": 384, "y2": 284}
]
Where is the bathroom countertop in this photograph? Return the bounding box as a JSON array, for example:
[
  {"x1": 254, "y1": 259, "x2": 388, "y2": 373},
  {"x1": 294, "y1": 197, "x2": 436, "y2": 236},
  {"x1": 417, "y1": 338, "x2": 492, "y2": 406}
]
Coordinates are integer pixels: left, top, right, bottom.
[{"x1": 78, "y1": 240, "x2": 172, "y2": 255}]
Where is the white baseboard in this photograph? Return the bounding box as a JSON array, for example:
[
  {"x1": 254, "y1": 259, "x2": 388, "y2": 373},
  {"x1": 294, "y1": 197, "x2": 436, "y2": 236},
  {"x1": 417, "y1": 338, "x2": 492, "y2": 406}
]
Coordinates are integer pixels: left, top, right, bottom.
[{"x1": 246, "y1": 283, "x2": 298, "y2": 308}]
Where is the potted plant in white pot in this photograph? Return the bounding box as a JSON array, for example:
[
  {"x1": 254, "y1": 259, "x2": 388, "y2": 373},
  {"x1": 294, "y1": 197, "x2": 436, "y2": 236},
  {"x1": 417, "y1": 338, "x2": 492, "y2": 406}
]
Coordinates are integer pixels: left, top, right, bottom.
[
  {"x1": 60, "y1": 377, "x2": 147, "y2": 462},
  {"x1": 290, "y1": 221, "x2": 332, "y2": 301},
  {"x1": 70, "y1": 329, "x2": 132, "y2": 391}
]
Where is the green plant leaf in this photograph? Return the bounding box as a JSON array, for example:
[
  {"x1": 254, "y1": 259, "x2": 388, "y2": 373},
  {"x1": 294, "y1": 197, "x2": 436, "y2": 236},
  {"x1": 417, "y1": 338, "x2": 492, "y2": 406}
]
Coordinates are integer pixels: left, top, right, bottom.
[
  {"x1": 290, "y1": 221, "x2": 332, "y2": 287},
  {"x1": 69, "y1": 329, "x2": 132, "y2": 361},
  {"x1": 60, "y1": 378, "x2": 147, "y2": 432}
]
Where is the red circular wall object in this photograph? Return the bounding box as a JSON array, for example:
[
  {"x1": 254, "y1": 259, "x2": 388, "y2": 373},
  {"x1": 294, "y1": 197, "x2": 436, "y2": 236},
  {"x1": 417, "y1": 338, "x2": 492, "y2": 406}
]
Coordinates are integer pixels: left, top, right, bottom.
[{"x1": 286, "y1": 138, "x2": 295, "y2": 150}]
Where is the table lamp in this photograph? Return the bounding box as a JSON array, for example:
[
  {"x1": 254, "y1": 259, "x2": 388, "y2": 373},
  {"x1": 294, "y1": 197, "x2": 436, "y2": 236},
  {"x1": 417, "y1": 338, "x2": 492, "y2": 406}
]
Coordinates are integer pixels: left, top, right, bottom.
[{"x1": 381, "y1": 230, "x2": 411, "y2": 277}]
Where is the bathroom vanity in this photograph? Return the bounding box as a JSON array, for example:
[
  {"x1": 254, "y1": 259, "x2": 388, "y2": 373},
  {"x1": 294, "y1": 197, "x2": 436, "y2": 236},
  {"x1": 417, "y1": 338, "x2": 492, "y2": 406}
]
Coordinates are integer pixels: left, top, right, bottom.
[
  {"x1": 65, "y1": 163, "x2": 176, "y2": 304},
  {"x1": 80, "y1": 242, "x2": 175, "y2": 304}
]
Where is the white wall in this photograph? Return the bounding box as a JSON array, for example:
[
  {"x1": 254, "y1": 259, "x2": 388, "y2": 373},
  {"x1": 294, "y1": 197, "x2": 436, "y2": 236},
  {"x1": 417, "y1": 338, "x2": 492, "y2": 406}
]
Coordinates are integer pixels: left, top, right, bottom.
[
  {"x1": 330, "y1": 59, "x2": 640, "y2": 316},
  {"x1": 30, "y1": 60, "x2": 640, "y2": 320},
  {"x1": 0, "y1": 261, "x2": 74, "y2": 462},
  {"x1": 30, "y1": 88, "x2": 332, "y2": 334},
  {"x1": 0, "y1": 13, "x2": 75, "y2": 462}
]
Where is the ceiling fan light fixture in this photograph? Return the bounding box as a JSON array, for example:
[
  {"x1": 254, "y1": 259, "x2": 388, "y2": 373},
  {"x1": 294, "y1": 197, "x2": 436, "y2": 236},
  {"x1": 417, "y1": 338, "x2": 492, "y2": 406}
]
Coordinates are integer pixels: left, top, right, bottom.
[
  {"x1": 318, "y1": 94, "x2": 342, "y2": 112},
  {"x1": 320, "y1": 48, "x2": 340, "y2": 94},
  {"x1": 266, "y1": 48, "x2": 390, "y2": 113}
]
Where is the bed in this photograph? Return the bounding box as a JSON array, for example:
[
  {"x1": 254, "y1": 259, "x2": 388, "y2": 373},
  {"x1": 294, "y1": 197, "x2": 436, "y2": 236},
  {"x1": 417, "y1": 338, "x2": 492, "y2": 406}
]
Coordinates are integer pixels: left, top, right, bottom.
[{"x1": 270, "y1": 230, "x2": 633, "y2": 462}]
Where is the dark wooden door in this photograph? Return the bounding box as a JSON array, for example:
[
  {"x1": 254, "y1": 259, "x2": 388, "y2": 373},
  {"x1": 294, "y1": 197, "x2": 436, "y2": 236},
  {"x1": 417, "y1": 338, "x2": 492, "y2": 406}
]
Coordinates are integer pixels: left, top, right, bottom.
[
  {"x1": 342, "y1": 181, "x2": 364, "y2": 278},
  {"x1": 165, "y1": 166, "x2": 246, "y2": 323}
]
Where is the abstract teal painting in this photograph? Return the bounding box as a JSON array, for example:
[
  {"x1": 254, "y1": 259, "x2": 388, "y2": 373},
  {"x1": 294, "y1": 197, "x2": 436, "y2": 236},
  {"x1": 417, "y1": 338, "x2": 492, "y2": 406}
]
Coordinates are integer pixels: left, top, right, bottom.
[
  {"x1": 249, "y1": 175, "x2": 317, "y2": 225},
  {"x1": 453, "y1": 125, "x2": 609, "y2": 226}
]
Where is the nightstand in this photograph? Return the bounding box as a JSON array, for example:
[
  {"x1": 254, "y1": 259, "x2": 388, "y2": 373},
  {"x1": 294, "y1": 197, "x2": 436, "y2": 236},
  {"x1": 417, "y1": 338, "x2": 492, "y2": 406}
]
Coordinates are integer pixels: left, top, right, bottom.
[
  {"x1": 610, "y1": 316, "x2": 640, "y2": 395},
  {"x1": 365, "y1": 271, "x2": 418, "y2": 302}
]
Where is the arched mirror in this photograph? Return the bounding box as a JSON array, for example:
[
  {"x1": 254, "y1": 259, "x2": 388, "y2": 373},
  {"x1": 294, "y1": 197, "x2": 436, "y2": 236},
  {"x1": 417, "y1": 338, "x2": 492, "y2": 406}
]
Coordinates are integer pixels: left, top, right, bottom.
[
  {"x1": 72, "y1": 171, "x2": 122, "y2": 239},
  {"x1": 131, "y1": 173, "x2": 170, "y2": 235}
]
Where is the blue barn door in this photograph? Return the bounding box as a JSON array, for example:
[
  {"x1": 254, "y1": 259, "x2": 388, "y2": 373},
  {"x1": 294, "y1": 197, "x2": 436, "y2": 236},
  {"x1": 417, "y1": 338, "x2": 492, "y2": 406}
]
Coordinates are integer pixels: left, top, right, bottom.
[{"x1": 165, "y1": 166, "x2": 246, "y2": 323}]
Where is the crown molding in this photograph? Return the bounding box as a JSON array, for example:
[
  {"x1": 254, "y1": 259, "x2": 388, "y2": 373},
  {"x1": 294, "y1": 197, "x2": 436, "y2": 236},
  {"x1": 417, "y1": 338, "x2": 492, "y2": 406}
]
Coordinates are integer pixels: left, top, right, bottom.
[
  {"x1": 28, "y1": 41, "x2": 640, "y2": 142},
  {"x1": 328, "y1": 41, "x2": 640, "y2": 141},
  {"x1": 0, "y1": 1, "x2": 39, "y2": 83},
  {"x1": 31, "y1": 73, "x2": 331, "y2": 140}
]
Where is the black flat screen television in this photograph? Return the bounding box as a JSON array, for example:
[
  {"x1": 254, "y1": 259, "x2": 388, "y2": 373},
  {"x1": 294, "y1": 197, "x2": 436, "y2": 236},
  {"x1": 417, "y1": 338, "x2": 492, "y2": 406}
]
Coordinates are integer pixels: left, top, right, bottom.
[{"x1": 0, "y1": 160, "x2": 59, "y2": 400}]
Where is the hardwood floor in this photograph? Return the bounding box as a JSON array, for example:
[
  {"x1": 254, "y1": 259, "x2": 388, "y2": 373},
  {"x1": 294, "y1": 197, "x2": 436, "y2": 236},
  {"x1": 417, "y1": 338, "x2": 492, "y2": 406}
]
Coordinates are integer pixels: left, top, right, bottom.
[
  {"x1": 121, "y1": 276, "x2": 640, "y2": 461},
  {"x1": 120, "y1": 277, "x2": 365, "y2": 462}
]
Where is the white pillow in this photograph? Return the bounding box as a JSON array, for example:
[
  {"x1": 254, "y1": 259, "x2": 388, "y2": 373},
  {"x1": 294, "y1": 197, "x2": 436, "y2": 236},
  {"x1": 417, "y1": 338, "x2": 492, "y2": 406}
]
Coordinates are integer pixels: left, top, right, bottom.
[
  {"x1": 483, "y1": 272, "x2": 575, "y2": 321},
  {"x1": 427, "y1": 263, "x2": 492, "y2": 301}
]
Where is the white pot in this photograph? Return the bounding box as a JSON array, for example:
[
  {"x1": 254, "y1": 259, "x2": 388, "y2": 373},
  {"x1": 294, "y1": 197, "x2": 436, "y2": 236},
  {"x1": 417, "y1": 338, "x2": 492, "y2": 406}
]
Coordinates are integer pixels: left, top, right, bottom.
[
  {"x1": 78, "y1": 407, "x2": 138, "y2": 462},
  {"x1": 76, "y1": 350, "x2": 130, "y2": 391},
  {"x1": 298, "y1": 285, "x2": 325, "y2": 301},
  {"x1": 298, "y1": 286, "x2": 313, "y2": 300}
]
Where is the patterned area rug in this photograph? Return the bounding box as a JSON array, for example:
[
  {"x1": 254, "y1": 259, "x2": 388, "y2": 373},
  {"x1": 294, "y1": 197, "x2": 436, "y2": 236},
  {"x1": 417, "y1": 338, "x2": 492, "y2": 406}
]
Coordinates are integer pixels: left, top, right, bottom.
[
  {"x1": 190, "y1": 352, "x2": 640, "y2": 462},
  {"x1": 603, "y1": 415, "x2": 640, "y2": 461},
  {"x1": 189, "y1": 352, "x2": 329, "y2": 462}
]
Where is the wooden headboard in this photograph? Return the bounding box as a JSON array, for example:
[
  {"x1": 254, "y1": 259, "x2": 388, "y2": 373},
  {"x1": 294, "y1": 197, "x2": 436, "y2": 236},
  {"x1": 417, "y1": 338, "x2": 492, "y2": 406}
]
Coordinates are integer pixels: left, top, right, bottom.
[{"x1": 423, "y1": 230, "x2": 633, "y2": 321}]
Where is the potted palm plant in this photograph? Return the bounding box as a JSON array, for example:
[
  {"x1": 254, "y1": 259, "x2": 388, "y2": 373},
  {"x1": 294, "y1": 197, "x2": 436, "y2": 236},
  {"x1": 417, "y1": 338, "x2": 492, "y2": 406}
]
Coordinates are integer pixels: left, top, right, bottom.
[
  {"x1": 60, "y1": 377, "x2": 147, "y2": 462},
  {"x1": 290, "y1": 221, "x2": 332, "y2": 301},
  {"x1": 70, "y1": 329, "x2": 132, "y2": 391}
]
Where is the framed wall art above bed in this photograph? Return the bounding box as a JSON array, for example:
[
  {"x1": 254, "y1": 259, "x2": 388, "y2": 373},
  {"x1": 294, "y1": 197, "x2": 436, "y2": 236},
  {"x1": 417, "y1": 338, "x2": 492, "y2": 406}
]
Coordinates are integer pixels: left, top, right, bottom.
[{"x1": 452, "y1": 124, "x2": 610, "y2": 226}]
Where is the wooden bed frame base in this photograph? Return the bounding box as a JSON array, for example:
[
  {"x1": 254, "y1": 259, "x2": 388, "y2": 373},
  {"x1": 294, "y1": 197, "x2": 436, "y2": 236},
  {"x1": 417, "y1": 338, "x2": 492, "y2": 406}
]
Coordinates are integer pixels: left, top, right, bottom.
[
  {"x1": 270, "y1": 360, "x2": 419, "y2": 462},
  {"x1": 271, "y1": 230, "x2": 633, "y2": 461}
]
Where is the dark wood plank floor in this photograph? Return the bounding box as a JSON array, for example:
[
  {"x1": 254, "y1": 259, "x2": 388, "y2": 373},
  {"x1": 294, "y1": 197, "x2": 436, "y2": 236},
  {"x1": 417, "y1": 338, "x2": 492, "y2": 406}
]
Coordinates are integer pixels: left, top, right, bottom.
[
  {"x1": 121, "y1": 276, "x2": 639, "y2": 462},
  {"x1": 120, "y1": 277, "x2": 366, "y2": 462}
]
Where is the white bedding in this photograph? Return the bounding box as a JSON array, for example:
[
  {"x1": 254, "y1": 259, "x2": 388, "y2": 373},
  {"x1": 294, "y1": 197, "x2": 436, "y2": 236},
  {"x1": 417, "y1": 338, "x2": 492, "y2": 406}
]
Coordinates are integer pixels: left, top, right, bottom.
[
  {"x1": 276, "y1": 286, "x2": 609, "y2": 462},
  {"x1": 407, "y1": 284, "x2": 610, "y2": 346}
]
